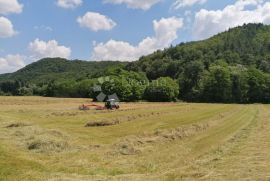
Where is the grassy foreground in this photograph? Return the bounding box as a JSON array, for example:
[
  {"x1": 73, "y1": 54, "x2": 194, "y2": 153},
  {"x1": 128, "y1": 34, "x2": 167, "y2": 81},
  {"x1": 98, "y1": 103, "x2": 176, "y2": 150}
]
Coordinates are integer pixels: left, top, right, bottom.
[{"x1": 0, "y1": 97, "x2": 269, "y2": 180}]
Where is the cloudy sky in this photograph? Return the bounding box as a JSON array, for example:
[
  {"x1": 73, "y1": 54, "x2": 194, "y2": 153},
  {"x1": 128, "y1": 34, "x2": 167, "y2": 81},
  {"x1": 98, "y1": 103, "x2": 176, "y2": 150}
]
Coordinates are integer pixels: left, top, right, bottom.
[{"x1": 0, "y1": 0, "x2": 270, "y2": 73}]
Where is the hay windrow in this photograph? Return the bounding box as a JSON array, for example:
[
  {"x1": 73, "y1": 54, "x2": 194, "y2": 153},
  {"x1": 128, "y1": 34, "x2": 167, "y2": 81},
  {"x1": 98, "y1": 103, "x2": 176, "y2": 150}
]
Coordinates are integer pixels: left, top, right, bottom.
[
  {"x1": 85, "y1": 120, "x2": 120, "y2": 127},
  {"x1": 86, "y1": 112, "x2": 168, "y2": 127},
  {"x1": 113, "y1": 123, "x2": 210, "y2": 155},
  {"x1": 3, "y1": 122, "x2": 73, "y2": 153},
  {"x1": 27, "y1": 139, "x2": 69, "y2": 153},
  {"x1": 6, "y1": 122, "x2": 30, "y2": 128},
  {"x1": 118, "y1": 143, "x2": 142, "y2": 155},
  {"x1": 51, "y1": 112, "x2": 79, "y2": 117}
]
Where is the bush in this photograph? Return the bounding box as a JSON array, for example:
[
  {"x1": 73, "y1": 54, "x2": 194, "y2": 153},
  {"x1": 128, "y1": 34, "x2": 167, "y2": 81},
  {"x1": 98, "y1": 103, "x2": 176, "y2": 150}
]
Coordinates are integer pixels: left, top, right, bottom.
[
  {"x1": 102, "y1": 78, "x2": 133, "y2": 101},
  {"x1": 17, "y1": 87, "x2": 33, "y2": 96},
  {"x1": 77, "y1": 79, "x2": 96, "y2": 98}
]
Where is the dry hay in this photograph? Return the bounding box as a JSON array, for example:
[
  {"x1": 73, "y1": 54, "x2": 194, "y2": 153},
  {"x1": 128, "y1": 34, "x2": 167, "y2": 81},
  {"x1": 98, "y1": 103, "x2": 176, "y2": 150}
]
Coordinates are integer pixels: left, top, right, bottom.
[
  {"x1": 51, "y1": 112, "x2": 79, "y2": 117},
  {"x1": 103, "y1": 112, "x2": 166, "y2": 124},
  {"x1": 155, "y1": 123, "x2": 209, "y2": 141},
  {"x1": 25, "y1": 130, "x2": 71, "y2": 153},
  {"x1": 27, "y1": 139, "x2": 69, "y2": 153},
  {"x1": 92, "y1": 110, "x2": 117, "y2": 114},
  {"x1": 113, "y1": 123, "x2": 209, "y2": 155},
  {"x1": 85, "y1": 120, "x2": 120, "y2": 127},
  {"x1": 126, "y1": 112, "x2": 163, "y2": 122},
  {"x1": 4, "y1": 122, "x2": 73, "y2": 153},
  {"x1": 117, "y1": 143, "x2": 142, "y2": 155},
  {"x1": 5, "y1": 122, "x2": 29, "y2": 128}
]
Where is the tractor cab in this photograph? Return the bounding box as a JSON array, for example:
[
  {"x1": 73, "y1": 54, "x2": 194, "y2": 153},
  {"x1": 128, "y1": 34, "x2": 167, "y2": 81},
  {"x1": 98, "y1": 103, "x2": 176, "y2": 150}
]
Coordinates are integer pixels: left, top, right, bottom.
[{"x1": 105, "y1": 99, "x2": 120, "y2": 109}]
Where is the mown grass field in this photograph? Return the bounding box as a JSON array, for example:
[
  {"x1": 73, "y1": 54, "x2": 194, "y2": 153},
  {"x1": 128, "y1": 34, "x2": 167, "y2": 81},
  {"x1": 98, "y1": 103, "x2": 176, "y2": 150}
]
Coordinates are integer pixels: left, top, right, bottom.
[{"x1": 0, "y1": 97, "x2": 270, "y2": 180}]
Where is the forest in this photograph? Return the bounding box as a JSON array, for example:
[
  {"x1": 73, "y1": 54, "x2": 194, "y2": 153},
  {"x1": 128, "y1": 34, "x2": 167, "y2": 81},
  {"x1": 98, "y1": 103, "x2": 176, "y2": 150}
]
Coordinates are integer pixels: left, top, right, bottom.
[{"x1": 0, "y1": 23, "x2": 269, "y2": 103}]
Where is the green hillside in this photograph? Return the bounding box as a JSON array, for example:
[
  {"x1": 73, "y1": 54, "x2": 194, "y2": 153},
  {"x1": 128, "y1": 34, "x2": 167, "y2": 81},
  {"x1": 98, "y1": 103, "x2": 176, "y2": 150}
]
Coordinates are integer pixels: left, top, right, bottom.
[
  {"x1": 0, "y1": 58, "x2": 126, "y2": 83},
  {"x1": 127, "y1": 23, "x2": 270, "y2": 79}
]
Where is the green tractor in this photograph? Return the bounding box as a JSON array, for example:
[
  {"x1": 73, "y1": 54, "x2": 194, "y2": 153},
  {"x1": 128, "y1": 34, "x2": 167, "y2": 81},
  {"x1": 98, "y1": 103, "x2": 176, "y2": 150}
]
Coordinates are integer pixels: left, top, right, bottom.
[{"x1": 105, "y1": 99, "x2": 120, "y2": 110}]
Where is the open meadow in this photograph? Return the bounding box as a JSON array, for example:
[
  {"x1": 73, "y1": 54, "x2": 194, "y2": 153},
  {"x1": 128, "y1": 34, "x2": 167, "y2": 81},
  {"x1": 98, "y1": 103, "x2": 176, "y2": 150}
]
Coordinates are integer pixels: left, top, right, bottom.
[{"x1": 0, "y1": 97, "x2": 270, "y2": 180}]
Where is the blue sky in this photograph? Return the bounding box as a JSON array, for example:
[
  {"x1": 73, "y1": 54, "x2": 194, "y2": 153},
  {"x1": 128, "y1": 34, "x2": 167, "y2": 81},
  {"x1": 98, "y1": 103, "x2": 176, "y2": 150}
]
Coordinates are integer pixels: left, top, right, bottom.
[{"x1": 0, "y1": 0, "x2": 270, "y2": 73}]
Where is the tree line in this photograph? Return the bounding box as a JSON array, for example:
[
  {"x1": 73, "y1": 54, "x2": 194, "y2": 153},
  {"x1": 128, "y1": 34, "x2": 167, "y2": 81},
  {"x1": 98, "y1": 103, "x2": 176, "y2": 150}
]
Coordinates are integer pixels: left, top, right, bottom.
[
  {"x1": 0, "y1": 23, "x2": 269, "y2": 103},
  {"x1": 0, "y1": 64, "x2": 269, "y2": 103}
]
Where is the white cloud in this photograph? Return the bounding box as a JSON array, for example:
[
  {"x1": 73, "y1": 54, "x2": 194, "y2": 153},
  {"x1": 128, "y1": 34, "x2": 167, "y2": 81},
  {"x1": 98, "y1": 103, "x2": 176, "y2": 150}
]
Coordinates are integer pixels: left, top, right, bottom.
[
  {"x1": 0, "y1": 0, "x2": 23, "y2": 15},
  {"x1": 57, "y1": 0, "x2": 82, "y2": 9},
  {"x1": 0, "y1": 39, "x2": 72, "y2": 73},
  {"x1": 193, "y1": 0, "x2": 270, "y2": 40},
  {"x1": 173, "y1": 0, "x2": 207, "y2": 9},
  {"x1": 29, "y1": 39, "x2": 71, "y2": 59},
  {"x1": 103, "y1": 0, "x2": 161, "y2": 10},
  {"x1": 0, "y1": 54, "x2": 25, "y2": 73},
  {"x1": 92, "y1": 17, "x2": 183, "y2": 61},
  {"x1": 34, "y1": 25, "x2": 53, "y2": 32},
  {"x1": 77, "y1": 12, "x2": 116, "y2": 32},
  {"x1": 0, "y1": 17, "x2": 17, "y2": 38}
]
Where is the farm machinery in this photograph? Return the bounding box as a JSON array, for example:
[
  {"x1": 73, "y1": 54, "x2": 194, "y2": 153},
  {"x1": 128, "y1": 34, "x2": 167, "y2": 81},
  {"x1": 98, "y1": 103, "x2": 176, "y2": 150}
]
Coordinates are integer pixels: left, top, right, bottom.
[{"x1": 79, "y1": 99, "x2": 120, "y2": 110}]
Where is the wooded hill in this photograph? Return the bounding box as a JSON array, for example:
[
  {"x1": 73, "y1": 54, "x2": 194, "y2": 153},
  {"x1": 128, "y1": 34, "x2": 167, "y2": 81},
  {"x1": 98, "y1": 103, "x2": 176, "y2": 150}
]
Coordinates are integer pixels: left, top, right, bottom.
[
  {"x1": 0, "y1": 58, "x2": 126, "y2": 83},
  {"x1": 127, "y1": 23, "x2": 270, "y2": 79},
  {"x1": 0, "y1": 23, "x2": 269, "y2": 103}
]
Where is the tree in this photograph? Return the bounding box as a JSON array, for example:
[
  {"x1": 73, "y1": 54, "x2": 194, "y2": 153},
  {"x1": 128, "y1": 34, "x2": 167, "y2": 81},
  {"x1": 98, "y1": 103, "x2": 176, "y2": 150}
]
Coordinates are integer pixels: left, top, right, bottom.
[
  {"x1": 77, "y1": 79, "x2": 96, "y2": 98},
  {"x1": 144, "y1": 77, "x2": 179, "y2": 102},
  {"x1": 102, "y1": 78, "x2": 133, "y2": 102},
  {"x1": 179, "y1": 61, "x2": 205, "y2": 101},
  {"x1": 202, "y1": 66, "x2": 232, "y2": 103},
  {"x1": 0, "y1": 80, "x2": 20, "y2": 95},
  {"x1": 265, "y1": 74, "x2": 270, "y2": 103},
  {"x1": 246, "y1": 68, "x2": 269, "y2": 103},
  {"x1": 230, "y1": 66, "x2": 249, "y2": 103},
  {"x1": 45, "y1": 80, "x2": 79, "y2": 98}
]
